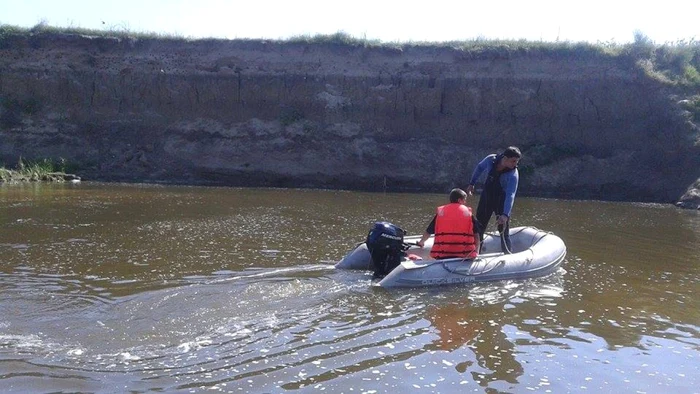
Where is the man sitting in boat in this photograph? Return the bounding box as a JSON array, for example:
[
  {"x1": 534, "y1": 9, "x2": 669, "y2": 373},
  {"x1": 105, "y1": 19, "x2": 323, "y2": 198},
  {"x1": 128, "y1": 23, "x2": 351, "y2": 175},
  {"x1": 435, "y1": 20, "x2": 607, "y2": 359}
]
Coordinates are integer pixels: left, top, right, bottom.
[{"x1": 417, "y1": 188, "x2": 481, "y2": 259}]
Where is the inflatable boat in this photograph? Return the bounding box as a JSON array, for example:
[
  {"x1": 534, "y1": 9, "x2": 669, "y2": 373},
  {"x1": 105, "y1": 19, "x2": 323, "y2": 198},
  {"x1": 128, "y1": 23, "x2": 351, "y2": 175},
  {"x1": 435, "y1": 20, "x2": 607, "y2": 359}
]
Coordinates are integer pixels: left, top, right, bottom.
[{"x1": 335, "y1": 226, "x2": 566, "y2": 288}]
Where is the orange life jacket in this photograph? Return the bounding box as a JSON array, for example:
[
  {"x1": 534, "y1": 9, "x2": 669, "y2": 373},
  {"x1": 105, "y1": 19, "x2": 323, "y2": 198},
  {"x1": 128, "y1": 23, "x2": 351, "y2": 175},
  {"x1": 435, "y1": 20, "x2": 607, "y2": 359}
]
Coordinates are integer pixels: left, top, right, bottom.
[{"x1": 431, "y1": 203, "x2": 477, "y2": 259}]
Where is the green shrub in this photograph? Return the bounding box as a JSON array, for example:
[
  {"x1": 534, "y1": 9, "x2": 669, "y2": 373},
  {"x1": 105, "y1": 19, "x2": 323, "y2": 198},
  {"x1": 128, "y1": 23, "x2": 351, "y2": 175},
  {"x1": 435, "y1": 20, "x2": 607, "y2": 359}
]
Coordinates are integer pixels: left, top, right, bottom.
[
  {"x1": 0, "y1": 24, "x2": 23, "y2": 49},
  {"x1": 626, "y1": 30, "x2": 655, "y2": 60},
  {"x1": 684, "y1": 65, "x2": 700, "y2": 86}
]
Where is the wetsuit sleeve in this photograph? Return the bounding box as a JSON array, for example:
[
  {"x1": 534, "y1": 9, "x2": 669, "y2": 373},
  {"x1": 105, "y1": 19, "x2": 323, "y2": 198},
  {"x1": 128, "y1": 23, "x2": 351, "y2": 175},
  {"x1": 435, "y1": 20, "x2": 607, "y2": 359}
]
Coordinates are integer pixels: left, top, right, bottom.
[
  {"x1": 502, "y1": 169, "x2": 519, "y2": 217},
  {"x1": 469, "y1": 155, "x2": 495, "y2": 185},
  {"x1": 425, "y1": 215, "x2": 437, "y2": 234}
]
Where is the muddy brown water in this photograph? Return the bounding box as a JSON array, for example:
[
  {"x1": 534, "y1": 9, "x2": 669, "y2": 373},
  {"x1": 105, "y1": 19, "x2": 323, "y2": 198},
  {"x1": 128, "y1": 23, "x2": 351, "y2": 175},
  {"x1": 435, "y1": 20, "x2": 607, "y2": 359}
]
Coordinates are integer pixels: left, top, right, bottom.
[{"x1": 1, "y1": 182, "x2": 698, "y2": 393}]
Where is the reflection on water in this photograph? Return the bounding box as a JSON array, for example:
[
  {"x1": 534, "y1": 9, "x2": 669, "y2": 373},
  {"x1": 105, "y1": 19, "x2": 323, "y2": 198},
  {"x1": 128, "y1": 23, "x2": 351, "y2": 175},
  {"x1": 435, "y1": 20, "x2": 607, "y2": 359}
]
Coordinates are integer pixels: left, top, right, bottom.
[{"x1": 0, "y1": 183, "x2": 698, "y2": 393}]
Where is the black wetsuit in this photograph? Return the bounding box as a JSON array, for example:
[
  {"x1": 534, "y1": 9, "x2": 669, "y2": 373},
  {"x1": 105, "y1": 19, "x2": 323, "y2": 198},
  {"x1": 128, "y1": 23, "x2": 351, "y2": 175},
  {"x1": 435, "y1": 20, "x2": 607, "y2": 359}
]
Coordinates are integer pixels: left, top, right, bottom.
[{"x1": 476, "y1": 164, "x2": 514, "y2": 254}]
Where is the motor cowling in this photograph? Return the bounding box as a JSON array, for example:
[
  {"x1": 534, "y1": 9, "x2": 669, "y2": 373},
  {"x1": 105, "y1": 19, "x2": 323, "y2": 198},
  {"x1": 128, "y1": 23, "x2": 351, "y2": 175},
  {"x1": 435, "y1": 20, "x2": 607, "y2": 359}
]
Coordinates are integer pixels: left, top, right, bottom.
[{"x1": 365, "y1": 221, "x2": 408, "y2": 278}]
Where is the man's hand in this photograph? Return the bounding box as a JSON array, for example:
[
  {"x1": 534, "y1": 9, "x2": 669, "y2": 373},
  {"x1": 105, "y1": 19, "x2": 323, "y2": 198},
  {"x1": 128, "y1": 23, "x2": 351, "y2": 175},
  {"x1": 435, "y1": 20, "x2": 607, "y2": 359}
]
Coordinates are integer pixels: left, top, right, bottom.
[
  {"x1": 496, "y1": 215, "x2": 509, "y2": 225},
  {"x1": 417, "y1": 232, "x2": 430, "y2": 248},
  {"x1": 466, "y1": 184, "x2": 475, "y2": 196}
]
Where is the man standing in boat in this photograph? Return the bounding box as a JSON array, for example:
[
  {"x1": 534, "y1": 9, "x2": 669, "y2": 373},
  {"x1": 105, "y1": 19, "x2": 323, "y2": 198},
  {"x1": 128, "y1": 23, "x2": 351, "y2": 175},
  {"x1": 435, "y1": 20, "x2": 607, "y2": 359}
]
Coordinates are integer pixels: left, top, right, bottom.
[
  {"x1": 417, "y1": 188, "x2": 481, "y2": 259},
  {"x1": 466, "y1": 146, "x2": 522, "y2": 254}
]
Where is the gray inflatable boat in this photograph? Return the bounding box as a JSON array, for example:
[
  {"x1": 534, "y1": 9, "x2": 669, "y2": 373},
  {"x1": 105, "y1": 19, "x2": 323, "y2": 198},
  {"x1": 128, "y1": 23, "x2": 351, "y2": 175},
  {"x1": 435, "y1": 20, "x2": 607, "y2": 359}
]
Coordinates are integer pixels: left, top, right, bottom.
[{"x1": 335, "y1": 226, "x2": 566, "y2": 288}]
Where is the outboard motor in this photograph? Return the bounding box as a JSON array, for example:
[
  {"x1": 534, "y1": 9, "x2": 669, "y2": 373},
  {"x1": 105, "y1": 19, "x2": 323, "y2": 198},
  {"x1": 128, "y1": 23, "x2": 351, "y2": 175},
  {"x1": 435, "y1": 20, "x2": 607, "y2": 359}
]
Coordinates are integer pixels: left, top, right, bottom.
[{"x1": 365, "y1": 221, "x2": 409, "y2": 278}]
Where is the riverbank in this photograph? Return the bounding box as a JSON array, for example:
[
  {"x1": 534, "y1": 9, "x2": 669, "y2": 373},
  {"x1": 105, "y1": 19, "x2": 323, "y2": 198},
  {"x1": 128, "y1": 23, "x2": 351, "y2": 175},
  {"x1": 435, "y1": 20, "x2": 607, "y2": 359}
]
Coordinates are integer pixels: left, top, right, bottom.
[
  {"x1": 0, "y1": 159, "x2": 81, "y2": 183},
  {"x1": 1, "y1": 25, "x2": 698, "y2": 207},
  {"x1": 0, "y1": 170, "x2": 81, "y2": 183}
]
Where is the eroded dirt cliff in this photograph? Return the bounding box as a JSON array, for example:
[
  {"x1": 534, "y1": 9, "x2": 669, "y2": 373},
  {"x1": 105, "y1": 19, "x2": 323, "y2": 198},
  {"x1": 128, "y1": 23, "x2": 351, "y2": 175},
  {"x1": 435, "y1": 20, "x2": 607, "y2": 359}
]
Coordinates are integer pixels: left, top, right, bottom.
[{"x1": 1, "y1": 32, "x2": 699, "y2": 205}]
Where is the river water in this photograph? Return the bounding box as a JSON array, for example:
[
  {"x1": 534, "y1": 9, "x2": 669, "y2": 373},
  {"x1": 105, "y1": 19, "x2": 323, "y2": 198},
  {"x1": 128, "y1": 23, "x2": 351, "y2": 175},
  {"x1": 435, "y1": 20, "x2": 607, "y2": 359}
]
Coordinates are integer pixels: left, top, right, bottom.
[{"x1": 0, "y1": 183, "x2": 698, "y2": 393}]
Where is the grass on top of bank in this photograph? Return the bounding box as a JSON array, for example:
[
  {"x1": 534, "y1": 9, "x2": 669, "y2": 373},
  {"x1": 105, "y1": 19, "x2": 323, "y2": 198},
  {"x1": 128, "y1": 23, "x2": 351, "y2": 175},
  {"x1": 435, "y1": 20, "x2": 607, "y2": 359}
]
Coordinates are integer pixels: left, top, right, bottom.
[
  {"x1": 0, "y1": 21, "x2": 181, "y2": 41},
  {"x1": 285, "y1": 31, "x2": 700, "y2": 87},
  {"x1": 1, "y1": 23, "x2": 699, "y2": 88}
]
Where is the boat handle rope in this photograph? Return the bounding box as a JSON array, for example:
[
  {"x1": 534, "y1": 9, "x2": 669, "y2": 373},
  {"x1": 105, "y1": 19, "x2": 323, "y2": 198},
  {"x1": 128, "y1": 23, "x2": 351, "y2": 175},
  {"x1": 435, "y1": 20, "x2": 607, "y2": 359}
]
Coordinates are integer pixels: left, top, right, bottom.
[
  {"x1": 440, "y1": 228, "x2": 549, "y2": 276},
  {"x1": 529, "y1": 230, "x2": 550, "y2": 248}
]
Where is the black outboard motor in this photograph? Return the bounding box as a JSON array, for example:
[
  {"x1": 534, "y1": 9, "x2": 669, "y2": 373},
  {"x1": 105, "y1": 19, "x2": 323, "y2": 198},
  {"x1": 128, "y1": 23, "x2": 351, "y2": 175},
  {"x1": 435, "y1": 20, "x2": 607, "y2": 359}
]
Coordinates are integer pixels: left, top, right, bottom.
[{"x1": 366, "y1": 221, "x2": 409, "y2": 279}]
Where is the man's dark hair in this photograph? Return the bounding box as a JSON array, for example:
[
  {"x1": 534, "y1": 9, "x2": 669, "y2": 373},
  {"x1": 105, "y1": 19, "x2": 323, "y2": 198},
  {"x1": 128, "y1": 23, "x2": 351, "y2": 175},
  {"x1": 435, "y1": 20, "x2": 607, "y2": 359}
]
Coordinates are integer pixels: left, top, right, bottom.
[
  {"x1": 503, "y1": 146, "x2": 522, "y2": 159},
  {"x1": 449, "y1": 188, "x2": 467, "y2": 203}
]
